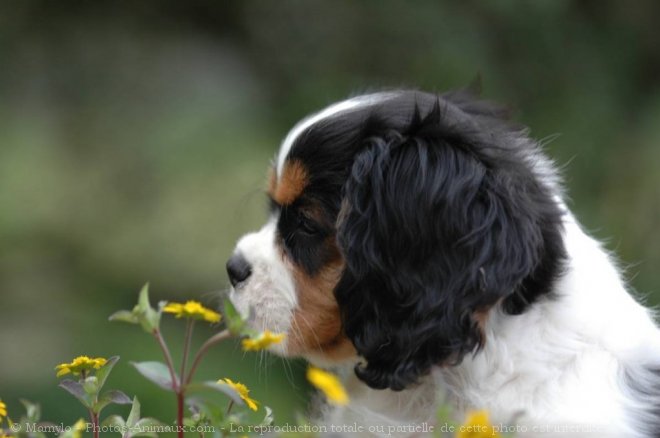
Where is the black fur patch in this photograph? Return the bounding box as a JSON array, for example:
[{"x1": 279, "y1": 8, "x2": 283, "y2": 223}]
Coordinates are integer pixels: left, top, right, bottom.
[{"x1": 284, "y1": 89, "x2": 567, "y2": 391}]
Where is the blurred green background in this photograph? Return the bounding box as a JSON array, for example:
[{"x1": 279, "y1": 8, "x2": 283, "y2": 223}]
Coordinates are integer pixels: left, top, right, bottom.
[{"x1": 1, "y1": 0, "x2": 659, "y2": 433}]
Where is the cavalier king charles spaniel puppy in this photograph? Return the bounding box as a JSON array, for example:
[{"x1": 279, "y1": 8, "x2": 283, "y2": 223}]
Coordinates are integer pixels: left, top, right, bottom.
[{"x1": 226, "y1": 89, "x2": 660, "y2": 437}]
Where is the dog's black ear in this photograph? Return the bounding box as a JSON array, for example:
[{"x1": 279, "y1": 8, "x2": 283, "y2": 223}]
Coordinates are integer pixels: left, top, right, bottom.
[{"x1": 335, "y1": 102, "x2": 565, "y2": 391}]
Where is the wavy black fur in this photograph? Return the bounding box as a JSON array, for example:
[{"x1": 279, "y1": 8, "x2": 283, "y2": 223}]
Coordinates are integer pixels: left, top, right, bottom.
[
  {"x1": 285, "y1": 90, "x2": 567, "y2": 391},
  {"x1": 330, "y1": 91, "x2": 565, "y2": 391}
]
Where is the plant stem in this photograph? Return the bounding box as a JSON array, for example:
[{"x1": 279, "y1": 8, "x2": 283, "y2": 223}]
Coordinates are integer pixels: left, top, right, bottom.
[
  {"x1": 177, "y1": 392, "x2": 185, "y2": 438},
  {"x1": 152, "y1": 329, "x2": 179, "y2": 391},
  {"x1": 153, "y1": 328, "x2": 184, "y2": 438},
  {"x1": 88, "y1": 409, "x2": 99, "y2": 438},
  {"x1": 180, "y1": 320, "x2": 194, "y2": 382},
  {"x1": 178, "y1": 320, "x2": 194, "y2": 438},
  {"x1": 81, "y1": 371, "x2": 98, "y2": 438},
  {"x1": 225, "y1": 400, "x2": 234, "y2": 416},
  {"x1": 185, "y1": 329, "x2": 230, "y2": 385}
]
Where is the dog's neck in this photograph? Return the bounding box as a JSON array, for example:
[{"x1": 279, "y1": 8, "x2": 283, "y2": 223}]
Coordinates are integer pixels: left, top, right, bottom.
[{"x1": 324, "y1": 215, "x2": 660, "y2": 436}]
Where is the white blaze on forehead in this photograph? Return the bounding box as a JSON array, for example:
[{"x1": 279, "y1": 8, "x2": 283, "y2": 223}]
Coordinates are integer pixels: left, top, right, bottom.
[{"x1": 276, "y1": 92, "x2": 399, "y2": 180}]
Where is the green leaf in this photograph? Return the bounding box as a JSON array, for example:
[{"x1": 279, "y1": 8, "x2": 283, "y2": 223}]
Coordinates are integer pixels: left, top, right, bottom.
[
  {"x1": 185, "y1": 381, "x2": 244, "y2": 406},
  {"x1": 135, "y1": 283, "x2": 161, "y2": 333},
  {"x1": 19, "y1": 399, "x2": 41, "y2": 422},
  {"x1": 95, "y1": 390, "x2": 132, "y2": 413},
  {"x1": 185, "y1": 397, "x2": 225, "y2": 428},
  {"x1": 126, "y1": 397, "x2": 141, "y2": 428},
  {"x1": 82, "y1": 376, "x2": 99, "y2": 395},
  {"x1": 182, "y1": 417, "x2": 197, "y2": 428},
  {"x1": 135, "y1": 418, "x2": 165, "y2": 428},
  {"x1": 131, "y1": 361, "x2": 178, "y2": 391},
  {"x1": 101, "y1": 415, "x2": 126, "y2": 430},
  {"x1": 58, "y1": 379, "x2": 93, "y2": 408},
  {"x1": 261, "y1": 406, "x2": 274, "y2": 427},
  {"x1": 222, "y1": 298, "x2": 246, "y2": 335},
  {"x1": 110, "y1": 284, "x2": 161, "y2": 333},
  {"x1": 95, "y1": 356, "x2": 120, "y2": 391},
  {"x1": 132, "y1": 418, "x2": 165, "y2": 437},
  {"x1": 108, "y1": 310, "x2": 139, "y2": 324}
]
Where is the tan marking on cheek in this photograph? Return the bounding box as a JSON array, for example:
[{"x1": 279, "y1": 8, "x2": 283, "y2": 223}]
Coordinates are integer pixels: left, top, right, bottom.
[
  {"x1": 474, "y1": 308, "x2": 489, "y2": 336},
  {"x1": 288, "y1": 256, "x2": 356, "y2": 361},
  {"x1": 473, "y1": 301, "x2": 499, "y2": 348},
  {"x1": 472, "y1": 308, "x2": 490, "y2": 345},
  {"x1": 273, "y1": 160, "x2": 309, "y2": 205}
]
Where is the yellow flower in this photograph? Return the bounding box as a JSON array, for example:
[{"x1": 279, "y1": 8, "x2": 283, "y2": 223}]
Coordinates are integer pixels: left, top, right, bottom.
[
  {"x1": 306, "y1": 366, "x2": 349, "y2": 406},
  {"x1": 72, "y1": 418, "x2": 86, "y2": 438},
  {"x1": 220, "y1": 378, "x2": 259, "y2": 411},
  {"x1": 456, "y1": 410, "x2": 499, "y2": 438},
  {"x1": 241, "y1": 330, "x2": 285, "y2": 351},
  {"x1": 162, "y1": 301, "x2": 221, "y2": 323},
  {"x1": 55, "y1": 356, "x2": 107, "y2": 378},
  {"x1": 0, "y1": 399, "x2": 7, "y2": 423}
]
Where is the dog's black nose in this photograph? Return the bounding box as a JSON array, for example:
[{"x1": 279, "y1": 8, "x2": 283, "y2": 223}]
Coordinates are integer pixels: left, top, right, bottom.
[{"x1": 226, "y1": 253, "x2": 252, "y2": 287}]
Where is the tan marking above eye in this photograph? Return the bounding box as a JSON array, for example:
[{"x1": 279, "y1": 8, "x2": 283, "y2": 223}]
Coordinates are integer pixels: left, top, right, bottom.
[{"x1": 268, "y1": 159, "x2": 309, "y2": 205}]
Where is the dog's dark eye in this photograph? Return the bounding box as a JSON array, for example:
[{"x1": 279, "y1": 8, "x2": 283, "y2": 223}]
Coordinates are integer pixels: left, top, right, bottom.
[{"x1": 297, "y1": 213, "x2": 319, "y2": 236}]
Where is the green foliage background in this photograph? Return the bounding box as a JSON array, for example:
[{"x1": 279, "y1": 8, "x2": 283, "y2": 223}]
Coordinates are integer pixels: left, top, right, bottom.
[{"x1": 1, "y1": 0, "x2": 659, "y2": 432}]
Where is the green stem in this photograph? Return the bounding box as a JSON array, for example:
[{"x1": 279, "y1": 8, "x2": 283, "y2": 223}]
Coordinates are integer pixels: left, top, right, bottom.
[
  {"x1": 80, "y1": 370, "x2": 99, "y2": 438},
  {"x1": 152, "y1": 328, "x2": 184, "y2": 438},
  {"x1": 152, "y1": 329, "x2": 179, "y2": 391},
  {"x1": 178, "y1": 320, "x2": 195, "y2": 438},
  {"x1": 225, "y1": 399, "x2": 234, "y2": 416},
  {"x1": 185, "y1": 329, "x2": 230, "y2": 385},
  {"x1": 180, "y1": 320, "x2": 195, "y2": 383}
]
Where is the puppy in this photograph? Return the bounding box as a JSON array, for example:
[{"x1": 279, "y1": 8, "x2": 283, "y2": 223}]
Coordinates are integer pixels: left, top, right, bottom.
[{"x1": 227, "y1": 89, "x2": 660, "y2": 437}]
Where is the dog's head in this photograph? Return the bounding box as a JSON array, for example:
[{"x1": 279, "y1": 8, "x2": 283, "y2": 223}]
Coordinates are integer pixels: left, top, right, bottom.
[{"x1": 227, "y1": 90, "x2": 566, "y2": 391}]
